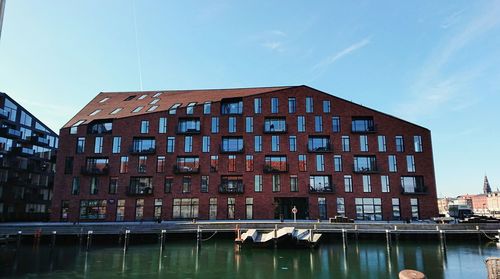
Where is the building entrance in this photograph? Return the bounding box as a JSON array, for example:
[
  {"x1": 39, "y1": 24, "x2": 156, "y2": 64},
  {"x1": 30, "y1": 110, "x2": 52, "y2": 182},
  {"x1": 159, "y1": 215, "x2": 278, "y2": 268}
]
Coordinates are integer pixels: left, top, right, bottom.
[{"x1": 274, "y1": 197, "x2": 309, "y2": 220}]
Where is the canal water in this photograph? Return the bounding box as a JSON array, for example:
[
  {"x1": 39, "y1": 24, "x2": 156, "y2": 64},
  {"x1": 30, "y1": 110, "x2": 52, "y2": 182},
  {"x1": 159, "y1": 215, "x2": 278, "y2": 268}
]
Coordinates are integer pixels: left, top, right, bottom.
[{"x1": 0, "y1": 237, "x2": 498, "y2": 278}]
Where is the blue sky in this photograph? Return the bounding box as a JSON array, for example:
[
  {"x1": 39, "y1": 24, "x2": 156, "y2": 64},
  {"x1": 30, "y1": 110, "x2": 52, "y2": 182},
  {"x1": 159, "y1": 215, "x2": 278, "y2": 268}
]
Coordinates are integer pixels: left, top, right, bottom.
[{"x1": 1, "y1": 1, "x2": 499, "y2": 197}]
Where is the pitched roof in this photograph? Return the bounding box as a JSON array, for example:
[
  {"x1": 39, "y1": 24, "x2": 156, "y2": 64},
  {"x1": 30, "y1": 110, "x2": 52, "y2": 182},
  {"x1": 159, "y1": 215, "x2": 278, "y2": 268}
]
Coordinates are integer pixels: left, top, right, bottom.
[{"x1": 63, "y1": 86, "x2": 293, "y2": 128}]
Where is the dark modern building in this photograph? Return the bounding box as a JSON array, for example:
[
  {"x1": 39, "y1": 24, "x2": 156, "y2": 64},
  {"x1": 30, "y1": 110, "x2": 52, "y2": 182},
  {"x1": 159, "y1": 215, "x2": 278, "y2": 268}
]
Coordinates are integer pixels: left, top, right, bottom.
[
  {"x1": 51, "y1": 85, "x2": 438, "y2": 222},
  {"x1": 0, "y1": 92, "x2": 58, "y2": 221}
]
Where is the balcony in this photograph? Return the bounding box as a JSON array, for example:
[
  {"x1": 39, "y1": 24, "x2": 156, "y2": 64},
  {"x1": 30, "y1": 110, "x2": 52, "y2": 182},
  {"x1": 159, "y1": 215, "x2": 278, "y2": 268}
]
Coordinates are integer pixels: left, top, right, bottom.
[
  {"x1": 263, "y1": 163, "x2": 289, "y2": 173},
  {"x1": 0, "y1": 127, "x2": 22, "y2": 139},
  {"x1": 307, "y1": 143, "x2": 333, "y2": 153},
  {"x1": 129, "y1": 146, "x2": 156, "y2": 155},
  {"x1": 0, "y1": 109, "x2": 10, "y2": 120},
  {"x1": 219, "y1": 183, "x2": 244, "y2": 194},
  {"x1": 219, "y1": 144, "x2": 244, "y2": 154},
  {"x1": 173, "y1": 165, "x2": 200, "y2": 174},
  {"x1": 127, "y1": 186, "x2": 153, "y2": 196},
  {"x1": 29, "y1": 136, "x2": 50, "y2": 146},
  {"x1": 308, "y1": 184, "x2": 335, "y2": 193},
  {"x1": 81, "y1": 166, "x2": 109, "y2": 175},
  {"x1": 11, "y1": 147, "x2": 35, "y2": 156},
  {"x1": 352, "y1": 164, "x2": 379, "y2": 174},
  {"x1": 176, "y1": 126, "x2": 201, "y2": 135},
  {"x1": 401, "y1": 186, "x2": 427, "y2": 195},
  {"x1": 263, "y1": 124, "x2": 288, "y2": 134}
]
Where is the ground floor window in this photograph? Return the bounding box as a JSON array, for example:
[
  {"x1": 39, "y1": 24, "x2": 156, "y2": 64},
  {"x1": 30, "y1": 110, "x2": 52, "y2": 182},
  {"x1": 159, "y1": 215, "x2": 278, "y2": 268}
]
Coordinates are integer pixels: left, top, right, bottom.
[
  {"x1": 318, "y1": 197, "x2": 327, "y2": 219},
  {"x1": 392, "y1": 198, "x2": 400, "y2": 220},
  {"x1": 355, "y1": 198, "x2": 382, "y2": 221},
  {"x1": 411, "y1": 198, "x2": 419, "y2": 220},
  {"x1": 246, "y1": 198, "x2": 253, "y2": 219},
  {"x1": 173, "y1": 198, "x2": 199, "y2": 219},
  {"x1": 228, "y1": 198, "x2": 235, "y2": 219},
  {"x1": 61, "y1": 200, "x2": 69, "y2": 221},
  {"x1": 116, "y1": 199, "x2": 125, "y2": 221},
  {"x1": 79, "y1": 200, "x2": 107, "y2": 220},
  {"x1": 135, "y1": 199, "x2": 144, "y2": 220},
  {"x1": 336, "y1": 198, "x2": 345, "y2": 217},
  {"x1": 154, "y1": 198, "x2": 162, "y2": 220},
  {"x1": 209, "y1": 198, "x2": 217, "y2": 220}
]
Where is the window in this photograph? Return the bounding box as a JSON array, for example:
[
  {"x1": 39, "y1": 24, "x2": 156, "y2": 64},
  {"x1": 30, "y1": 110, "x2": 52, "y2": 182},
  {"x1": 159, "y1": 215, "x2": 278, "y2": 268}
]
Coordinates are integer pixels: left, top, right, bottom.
[
  {"x1": 157, "y1": 156, "x2": 166, "y2": 172},
  {"x1": 290, "y1": 175, "x2": 298, "y2": 192},
  {"x1": 318, "y1": 197, "x2": 327, "y2": 219},
  {"x1": 64, "y1": 157, "x2": 73, "y2": 174},
  {"x1": 76, "y1": 137, "x2": 85, "y2": 154},
  {"x1": 203, "y1": 102, "x2": 211, "y2": 114},
  {"x1": 411, "y1": 198, "x2": 419, "y2": 220},
  {"x1": 109, "y1": 177, "x2": 118, "y2": 194},
  {"x1": 209, "y1": 198, "x2": 217, "y2": 220},
  {"x1": 177, "y1": 118, "x2": 200, "y2": 133},
  {"x1": 353, "y1": 156, "x2": 377, "y2": 172},
  {"x1": 228, "y1": 198, "x2": 236, "y2": 219},
  {"x1": 198, "y1": 136, "x2": 209, "y2": 153},
  {"x1": 306, "y1": 97, "x2": 314, "y2": 113},
  {"x1": 140, "y1": 120, "x2": 149, "y2": 134},
  {"x1": 289, "y1": 136, "x2": 297, "y2": 152},
  {"x1": 254, "y1": 98, "x2": 262, "y2": 114},
  {"x1": 164, "y1": 177, "x2": 173, "y2": 193},
  {"x1": 110, "y1": 108, "x2": 123, "y2": 115},
  {"x1": 116, "y1": 200, "x2": 125, "y2": 221},
  {"x1": 138, "y1": 156, "x2": 147, "y2": 173},
  {"x1": 186, "y1": 102, "x2": 196, "y2": 114},
  {"x1": 124, "y1": 95, "x2": 136, "y2": 101},
  {"x1": 20, "y1": 111, "x2": 32, "y2": 126},
  {"x1": 334, "y1": 155, "x2": 342, "y2": 172},
  {"x1": 120, "y1": 156, "x2": 129, "y2": 173},
  {"x1": 147, "y1": 105, "x2": 159, "y2": 112},
  {"x1": 264, "y1": 118, "x2": 287, "y2": 133},
  {"x1": 211, "y1": 117, "x2": 219, "y2": 133},
  {"x1": 407, "y1": 155, "x2": 415, "y2": 172},
  {"x1": 169, "y1": 103, "x2": 181, "y2": 114},
  {"x1": 337, "y1": 198, "x2": 345, "y2": 216},
  {"x1": 159, "y1": 118, "x2": 167, "y2": 133},
  {"x1": 175, "y1": 157, "x2": 200, "y2": 173},
  {"x1": 88, "y1": 122, "x2": 112, "y2": 134},
  {"x1": 201, "y1": 176, "x2": 209, "y2": 193},
  {"x1": 71, "y1": 177, "x2": 80, "y2": 195},
  {"x1": 167, "y1": 137, "x2": 175, "y2": 153},
  {"x1": 271, "y1": 136, "x2": 280, "y2": 152},
  {"x1": 90, "y1": 177, "x2": 99, "y2": 195},
  {"x1": 84, "y1": 158, "x2": 109, "y2": 174},
  {"x1": 388, "y1": 155, "x2": 397, "y2": 172},
  {"x1": 246, "y1": 117, "x2": 253, "y2": 133},
  {"x1": 132, "y1": 106, "x2": 144, "y2": 113},
  {"x1": 184, "y1": 136, "x2": 193, "y2": 153},
  {"x1": 79, "y1": 200, "x2": 107, "y2": 220},
  {"x1": 323, "y1": 100, "x2": 331, "y2": 113},
  {"x1": 271, "y1": 97, "x2": 279, "y2": 113},
  {"x1": 221, "y1": 137, "x2": 244, "y2": 152},
  {"x1": 355, "y1": 198, "x2": 382, "y2": 221},
  {"x1": 228, "y1": 117, "x2": 237, "y2": 133},
  {"x1": 332, "y1": 116, "x2": 340, "y2": 132},
  {"x1": 88, "y1": 109, "x2": 101, "y2": 116},
  {"x1": 297, "y1": 116, "x2": 306, "y2": 132},
  {"x1": 381, "y1": 175, "x2": 390, "y2": 193},
  {"x1": 341, "y1": 136, "x2": 350, "y2": 152},
  {"x1": 254, "y1": 136, "x2": 262, "y2": 152},
  {"x1": 182, "y1": 176, "x2": 192, "y2": 193},
  {"x1": 401, "y1": 176, "x2": 425, "y2": 193},
  {"x1": 395, "y1": 136, "x2": 404, "y2": 152},
  {"x1": 351, "y1": 117, "x2": 375, "y2": 132},
  {"x1": 154, "y1": 199, "x2": 163, "y2": 220},
  {"x1": 378, "y1": 135, "x2": 386, "y2": 152},
  {"x1": 221, "y1": 176, "x2": 243, "y2": 194},
  {"x1": 360, "y1": 135, "x2": 368, "y2": 152},
  {"x1": 138, "y1": 94, "x2": 148, "y2": 100},
  {"x1": 392, "y1": 198, "x2": 400, "y2": 220},
  {"x1": 264, "y1": 156, "x2": 288, "y2": 172},
  {"x1": 362, "y1": 175, "x2": 372, "y2": 192},
  {"x1": 308, "y1": 136, "x2": 331, "y2": 152},
  {"x1": 112, "y1": 137, "x2": 121, "y2": 153},
  {"x1": 254, "y1": 175, "x2": 263, "y2": 192},
  {"x1": 94, "y1": 137, "x2": 103, "y2": 153},
  {"x1": 288, "y1": 97, "x2": 296, "y2": 113},
  {"x1": 246, "y1": 155, "x2": 254, "y2": 171},
  {"x1": 316, "y1": 155, "x2": 325, "y2": 172},
  {"x1": 272, "y1": 174, "x2": 281, "y2": 192},
  {"x1": 298, "y1": 155, "x2": 307, "y2": 171},
  {"x1": 309, "y1": 175, "x2": 332, "y2": 192},
  {"x1": 314, "y1": 116, "x2": 323, "y2": 132},
  {"x1": 246, "y1": 198, "x2": 254, "y2": 219},
  {"x1": 153, "y1": 92, "x2": 162, "y2": 98},
  {"x1": 210, "y1": 155, "x2": 219, "y2": 172},
  {"x1": 221, "y1": 99, "x2": 243, "y2": 114},
  {"x1": 344, "y1": 175, "x2": 353, "y2": 192},
  {"x1": 132, "y1": 138, "x2": 156, "y2": 153},
  {"x1": 414, "y1": 136, "x2": 423, "y2": 152},
  {"x1": 228, "y1": 155, "x2": 237, "y2": 172},
  {"x1": 99, "y1": 97, "x2": 110, "y2": 103},
  {"x1": 173, "y1": 198, "x2": 199, "y2": 219}
]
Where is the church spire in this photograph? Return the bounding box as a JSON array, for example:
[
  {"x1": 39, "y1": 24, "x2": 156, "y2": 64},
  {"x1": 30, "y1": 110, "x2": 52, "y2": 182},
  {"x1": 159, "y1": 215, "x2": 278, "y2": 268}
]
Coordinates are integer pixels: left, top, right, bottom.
[{"x1": 484, "y1": 175, "x2": 492, "y2": 194}]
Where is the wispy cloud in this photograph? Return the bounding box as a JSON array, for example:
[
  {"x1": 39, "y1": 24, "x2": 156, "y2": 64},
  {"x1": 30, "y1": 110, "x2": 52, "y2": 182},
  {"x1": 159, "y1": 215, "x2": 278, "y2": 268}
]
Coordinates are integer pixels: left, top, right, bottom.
[
  {"x1": 440, "y1": 9, "x2": 465, "y2": 29},
  {"x1": 262, "y1": 41, "x2": 284, "y2": 52},
  {"x1": 313, "y1": 37, "x2": 371, "y2": 70},
  {"x1": 258, "y1": 30, "x2": 287, "y2": 52}
]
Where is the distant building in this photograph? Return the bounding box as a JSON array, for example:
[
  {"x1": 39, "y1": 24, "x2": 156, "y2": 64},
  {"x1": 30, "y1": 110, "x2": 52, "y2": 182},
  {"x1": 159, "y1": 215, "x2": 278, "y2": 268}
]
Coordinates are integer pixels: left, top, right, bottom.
[
  {"x1": 487, "y1": 192, "x2": 500, "y2": 215},
  {"x1": 484, "y1": 175, "x2": 492, "y2": 194},
  {"x1": 0, "y1": 92, "x2": 58, "y2": 221}
]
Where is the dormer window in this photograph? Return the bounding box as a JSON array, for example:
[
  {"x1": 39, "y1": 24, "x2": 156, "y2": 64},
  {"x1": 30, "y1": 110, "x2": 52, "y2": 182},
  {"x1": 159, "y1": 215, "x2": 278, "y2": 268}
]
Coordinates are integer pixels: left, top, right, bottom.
[
  {"x1": 132, "y1": 106, "x2": 144, "y2": 113},
  {"x1": 169, "y1": 103, "x2": 181, "y2": 115},
  {"x1": 186, "y1": 102, "x2": 197, "y2": 115},
  {"x1": 70, "y1": 120, "x2": 86, "y2": 134},
  {"x1": 221, "y1": 98, "x2": 243, "y2": 114}
]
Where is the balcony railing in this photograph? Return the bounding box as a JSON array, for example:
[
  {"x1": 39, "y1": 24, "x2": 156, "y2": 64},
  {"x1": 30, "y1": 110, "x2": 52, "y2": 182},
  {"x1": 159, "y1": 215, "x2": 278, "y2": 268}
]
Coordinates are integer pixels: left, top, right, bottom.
[
  {"x1": 263, "y1": 124, "x2": 288, "y2": 134},
  {"x1": 29, "y1": 136, "x2": 50, "y2": 146},
  {"x1": 176, "y1": 126, "x2": 201, "y2": 135},
  {"x1": 219, "y1": 184, "x2": 244, "y2": 194},
  {"x1": 263, "y1": 163, "x2": 289, "y2": 173},
  {"x1": 0, "y1": 109, "x2": 10, "y2": 119},
  {"x1": 81, "y1": 166, "x2": 109, "y2": 175},
  {"x1": 129, "y1": 146, "x2": 156, "y2": 154},
  {"x1": 400, "y1": 186, "x2": 427, "y2": 195},
  {"x1": 127, "y1": 187, "x2": 154, "y2": 196},
  {"x1": 173, "y1": 165, "x2": 200, "y2": 174},
  {"x1": 219, "y1": 144, "x2": 245, "y2": 154},
  {"x1": 352, "y1": 164, "x2": 379, "y2": 174},
  {"x1": 0, "y1": 127, "x2": 22, "y2": 139},
  {"x1": 308, "y1": 184, "x2": 335, "y2": 193},
  {"x1": 11, "y1": 147, "x2": 35, "y2": 156},
  {"x1": 307, "y1": 143, "x2": 333, "y2": 153}
]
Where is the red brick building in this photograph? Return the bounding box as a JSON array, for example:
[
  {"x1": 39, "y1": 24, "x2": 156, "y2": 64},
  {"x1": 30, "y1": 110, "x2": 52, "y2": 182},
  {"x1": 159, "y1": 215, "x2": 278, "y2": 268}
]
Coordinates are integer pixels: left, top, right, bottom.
[{"x1": 50, "y1": 85, "x2": 438, "y2": 222}]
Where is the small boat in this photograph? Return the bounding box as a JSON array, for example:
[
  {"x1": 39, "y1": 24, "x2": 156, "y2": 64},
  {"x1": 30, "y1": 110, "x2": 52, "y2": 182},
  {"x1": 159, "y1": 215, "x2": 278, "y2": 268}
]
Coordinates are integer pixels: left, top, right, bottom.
[{"x1": 235, "y1": 227, "x2": 322, "y2": 248}]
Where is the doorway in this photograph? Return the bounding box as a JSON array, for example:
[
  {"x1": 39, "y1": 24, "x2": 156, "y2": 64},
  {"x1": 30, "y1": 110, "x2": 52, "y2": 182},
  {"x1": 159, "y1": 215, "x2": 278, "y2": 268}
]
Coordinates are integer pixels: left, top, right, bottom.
[{"x1": 274, "y1": 197, "x2": 309, "y2": 219}]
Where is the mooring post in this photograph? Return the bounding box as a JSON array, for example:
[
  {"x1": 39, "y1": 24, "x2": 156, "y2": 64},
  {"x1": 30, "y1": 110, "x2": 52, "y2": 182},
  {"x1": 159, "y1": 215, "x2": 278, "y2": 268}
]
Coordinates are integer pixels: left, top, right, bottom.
[
  {"x1": 439, "y1": 230, "x2": 446, "y2": 251},
  {"x1": 385, "y1": 229, "x2": 391, "y2": 250},
  {"x1": 50, "y1": 231, "x2": 57, "y2": 248},
  {"x1": 16, "y1": 231, "x2": 22, "y2": 248},
  {"x1": 274, "y1": 224, "x2": 278, "y2": 249},
  {"x1": 342, "y1": 228, "x2": 347, "y2": 248},
  {"x1": 196, "y1": 226, "x2": 202, "y2": 250},
  {"x1": 123, "y1": 229, "x2": 130, "y2": 252},
  {"x1": 160, "y1": 229, "x2": 166, "y2": 248},
  {"x1": 394, "y1": 225, "x2": 399, "y2": 242},
  {"x1": 86, "y1": 230, "x2": 93, "y2": 251},
  {"x1": 354, "y1": 225, "x2": 358, "y2": 241}
]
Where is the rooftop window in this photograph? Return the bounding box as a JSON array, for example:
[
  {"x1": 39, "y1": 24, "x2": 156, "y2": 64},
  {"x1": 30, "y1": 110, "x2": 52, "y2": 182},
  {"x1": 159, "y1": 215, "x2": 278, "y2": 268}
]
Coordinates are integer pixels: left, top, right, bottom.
[
  {"x1": 169, "y1": 103, "x2": 181, "y2": 114},
  {"x1": 132, "y1": 106, "x2": 144, "y2": 113},
  {"x1": 150, "y1": 99, "x2": 160, "y2": 105},
  {"x1": 110, "y1": 108, "x2": 123, "y2": 115},
  {"x1": 147, "y1": 105, "x2": 159, "y2": 112},
  {"x1": 138, "y1": 94, "x2": 148, "y2": 100},
  {"x1": 99, "y1": 97, "x2": 110, "y2": 103},
  {"x1": 221, "y1": 98, "x2": 243, "y2": 114},
  {"x1": 72, "y1": 120, "x2": 86, "y2": 126},
  {"x1": 124, "y1": 95, "x2": 136, "y2": 101},
  {"x1": 89, "y1": 109, "x2": 102, "y2": 116},
  {"x1": 186, "y1": 102, "x2": 197, "y2": 115},
  {"x1": 153, "y1": 92, "x2": 162, "y2": 98},
  {"x1": 88, "y1": 122, "x2": 113, "y2": 134}
]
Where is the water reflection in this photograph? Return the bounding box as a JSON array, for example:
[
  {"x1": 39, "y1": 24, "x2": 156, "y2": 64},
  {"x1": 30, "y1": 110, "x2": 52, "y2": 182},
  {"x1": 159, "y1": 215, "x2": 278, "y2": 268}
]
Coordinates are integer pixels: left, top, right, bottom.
[{"x1": 0, "y1": 238, "x2": 498, "y2": 278}]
